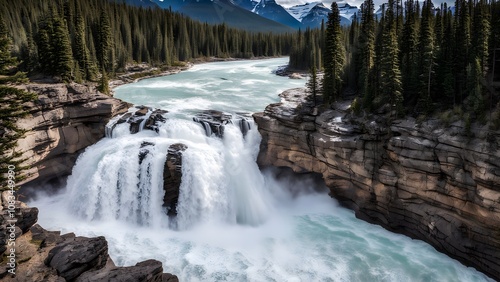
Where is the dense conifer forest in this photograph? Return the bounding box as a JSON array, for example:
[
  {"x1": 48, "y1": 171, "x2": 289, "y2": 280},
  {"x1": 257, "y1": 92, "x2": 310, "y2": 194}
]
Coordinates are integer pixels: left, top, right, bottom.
[
  {"x1": 1, "y1": 0, "x2": 499, "y2": 129},
  {"x1": 292, "y1": 0, "x2": 500, "y2": 120},
  {"x1": 0, "y1": 0, "x2": 297, "y2": 87}
]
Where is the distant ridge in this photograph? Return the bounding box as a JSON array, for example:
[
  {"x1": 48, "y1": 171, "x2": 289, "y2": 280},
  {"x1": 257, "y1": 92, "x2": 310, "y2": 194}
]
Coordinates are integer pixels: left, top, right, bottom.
[{"x1": 154, "y1": 0, "x2": 295, "y2": 33}]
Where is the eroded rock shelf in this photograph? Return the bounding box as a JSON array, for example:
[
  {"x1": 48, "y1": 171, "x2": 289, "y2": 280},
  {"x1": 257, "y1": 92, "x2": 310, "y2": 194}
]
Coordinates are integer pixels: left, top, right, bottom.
[{"x1": 254, "y1": 88, "x2": 500, "y2": 280}]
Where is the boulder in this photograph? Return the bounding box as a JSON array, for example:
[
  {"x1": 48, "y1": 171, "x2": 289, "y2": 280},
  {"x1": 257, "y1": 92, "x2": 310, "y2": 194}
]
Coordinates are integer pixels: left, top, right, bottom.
[
  {"x1": 45, "y1": 236, "x2": 109, "y2": 281},
  {"x1": 76, "y1": 259, "x2": 179, "y2": 282}
]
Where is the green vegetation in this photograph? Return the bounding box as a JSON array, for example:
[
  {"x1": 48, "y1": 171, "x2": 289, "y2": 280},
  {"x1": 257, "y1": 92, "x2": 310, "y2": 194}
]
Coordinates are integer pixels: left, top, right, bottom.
[
  {"x1": 300, "y1": 0, "x2": 500, "y2": 122},
  {"x1": 1, "y1": 0, "x2": 297, "y2": 82}
]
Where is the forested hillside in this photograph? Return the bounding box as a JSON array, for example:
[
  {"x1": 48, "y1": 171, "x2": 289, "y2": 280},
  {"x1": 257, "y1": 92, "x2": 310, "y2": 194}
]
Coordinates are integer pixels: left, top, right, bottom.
[
  {"x1": 291, "y1": 0, "x2": 500, "y2": 120},
  {"x1": 0, "y1": 0, "x2": 296, "y2": 86}
]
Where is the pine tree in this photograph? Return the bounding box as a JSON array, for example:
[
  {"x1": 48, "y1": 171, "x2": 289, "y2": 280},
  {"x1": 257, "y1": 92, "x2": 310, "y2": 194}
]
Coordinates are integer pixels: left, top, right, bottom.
[
  {"x1": 74, "y1": 9, "x2": 94, "y2": 81},
  {"x1": 379, "y1": 0, "x2": 403, "y2": 115},
  {"x1": 0, "y1": 86, "x2": 37, "y2": 184},
  {"x1": 416, "y1": 0, "x2": 435, "y2": 112},
  {"x1": 472, "y1": 0, "x2": 490, "y2": 75},
  {"x1": 400, "y1": 0, "x2": 419, "y2": 106},
  {"x1": 358, "y1": 0, "x2": 376, "y2": 110},
  {"x1": 306, "y1": 66, "x2": 321, "y2": 106},
  {"x1": 435, "y1": 4, "x2": 455, "y2": 105},
  {"x1": 0, "y1": 15, "x2": 16, "y2": 73},
  {"x1": 97, "y1": 10, "x2": 111, "y2": 71},
  {"x1": 50, "y1": 14, "x2": 74, "y2": 81},
  {"x1": 454, "y1": 0, "x2": 471, "y2": 104},
  {"x1": 322, "y1": 2, "x2": 345, "y2": 105}
]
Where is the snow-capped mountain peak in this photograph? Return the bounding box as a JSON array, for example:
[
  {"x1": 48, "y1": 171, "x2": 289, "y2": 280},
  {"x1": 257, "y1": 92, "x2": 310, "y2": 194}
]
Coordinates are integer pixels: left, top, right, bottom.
[{"x1": 286, "y1": 2, "x2": 322, "y2": 21}]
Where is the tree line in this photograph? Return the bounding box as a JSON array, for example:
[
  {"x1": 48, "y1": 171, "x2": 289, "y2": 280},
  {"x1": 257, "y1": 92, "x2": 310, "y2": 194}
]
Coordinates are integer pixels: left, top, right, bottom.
[
  {"x1": 0, "y1": 0, "x2": 297, "y2": 91},
  {"x1": 295, "y1": 0, "x2": 500, "y2": 119}
]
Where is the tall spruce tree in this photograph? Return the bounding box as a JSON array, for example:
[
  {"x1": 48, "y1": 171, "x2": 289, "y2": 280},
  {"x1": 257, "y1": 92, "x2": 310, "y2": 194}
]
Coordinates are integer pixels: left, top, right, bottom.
[
  {"x1": 50, "y1": 14, "x2": 74, "y2": 81},
  {"x1": 358, "y1": 0, "x2": 376, "y2": 110},
  {"x1": 416, "y1": 0, "x2": 435, "y2": 112},
  {"x1": 454, "y1": 0, "x2": 471, "y2": 104},
  {"x1": 400, "y1": 0, "x2": 419, "y2": 106},
  {"x1": 322, "y1": 2, "x2": 345, "y2": 105},
  {"x1": 379, "y1": 0, "x2": 403, "y2": 115},
  {"x1": 306, "y1": 66, "x2": 321, "y2": 106},
  {"x1": 0, "y1": 15, "x2": 16, "y2": 73},
  {"x1": 0, "y1": 86, "x2": 37, "y2": 185}
]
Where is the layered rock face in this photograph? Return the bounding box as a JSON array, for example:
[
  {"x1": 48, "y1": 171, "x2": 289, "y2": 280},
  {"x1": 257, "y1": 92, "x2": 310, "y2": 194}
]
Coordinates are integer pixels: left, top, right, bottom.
[
  {"x1": 14, "y1": 83, "x2": 130, "y2": 186},
  {"x1": 254, "y1": 88, "x2": 500, "y2": 280}
]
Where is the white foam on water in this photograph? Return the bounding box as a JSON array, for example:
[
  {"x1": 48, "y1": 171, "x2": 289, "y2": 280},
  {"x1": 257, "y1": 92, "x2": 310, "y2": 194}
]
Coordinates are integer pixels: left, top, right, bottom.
[{"x1": 30, "y1": 58, "x2": 494, "y2": 282}]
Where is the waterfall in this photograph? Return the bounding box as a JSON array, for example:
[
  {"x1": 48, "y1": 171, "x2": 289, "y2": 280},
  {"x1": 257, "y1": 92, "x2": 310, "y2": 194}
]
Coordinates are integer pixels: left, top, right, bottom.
[{"x1": 65, "y1": 111, "x2": 270, "y2": 230}]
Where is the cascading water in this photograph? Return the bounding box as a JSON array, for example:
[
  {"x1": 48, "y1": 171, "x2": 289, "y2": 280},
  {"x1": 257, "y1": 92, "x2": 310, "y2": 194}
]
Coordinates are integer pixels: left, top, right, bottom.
[
  {"x1": 30, "y1": 58, "x2": 494, "y2": 281},
  {"x1": 66, "y1": 109, "x2": 270, "y2": 230}
]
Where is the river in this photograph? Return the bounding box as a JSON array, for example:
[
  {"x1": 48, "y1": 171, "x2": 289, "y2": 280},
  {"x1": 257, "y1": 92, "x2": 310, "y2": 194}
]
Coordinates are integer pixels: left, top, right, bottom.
[{"x1": 30, "y1": 58, "x2": 492, "y2": 281}]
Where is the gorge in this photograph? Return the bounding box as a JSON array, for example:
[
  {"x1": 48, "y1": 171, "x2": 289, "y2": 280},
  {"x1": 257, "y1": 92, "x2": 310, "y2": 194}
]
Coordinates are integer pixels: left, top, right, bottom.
[{"x1": 16, "y1": 58, "x2": 495, "y2": 281}]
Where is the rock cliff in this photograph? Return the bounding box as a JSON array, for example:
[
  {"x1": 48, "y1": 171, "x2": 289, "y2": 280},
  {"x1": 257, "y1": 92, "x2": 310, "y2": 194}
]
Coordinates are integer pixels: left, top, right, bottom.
[
  {"x1": 254, "y1": 88, "x2": 500, "y2": 280},
  {"x1": 14, "y1": 83, "x2": 130, "y2": 186}
]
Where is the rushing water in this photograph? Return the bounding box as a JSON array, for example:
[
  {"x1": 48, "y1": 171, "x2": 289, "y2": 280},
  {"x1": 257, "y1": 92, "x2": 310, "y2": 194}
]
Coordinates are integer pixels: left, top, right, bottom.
[{"x1": 30, "y1": 58, "x2": 492, "y2": 281}]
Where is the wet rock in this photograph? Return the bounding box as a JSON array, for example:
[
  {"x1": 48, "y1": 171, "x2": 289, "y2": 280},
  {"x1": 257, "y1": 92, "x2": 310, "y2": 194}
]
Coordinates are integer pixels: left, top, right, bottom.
[
  {"x1": 108, "y1": 107, "x2": 167, "y2": 135},
  {"x1": 45, "y1": 236, "x2": 108, "y2": 281},
  {"x1": 163, "y1": 143, "x2": 188, "y2": 216},
  {"x1": 193, "y1": 110, "x2": 232, "y2": 138},
  {"x1": 31, "y1": 224, "x2": 64, "y2": 246},
  {"x1": 17, "y1": 207, "x2": 39, "y2": 233},
  {"x1": 145, "y1": 109, "x2": 168, "y2": 133},
  {"x1": 76, "y1": 259, "x2": 178, "y2": 282},
  {"x1": 254, "y1": 87, "x2": 500, "y2": 281}
]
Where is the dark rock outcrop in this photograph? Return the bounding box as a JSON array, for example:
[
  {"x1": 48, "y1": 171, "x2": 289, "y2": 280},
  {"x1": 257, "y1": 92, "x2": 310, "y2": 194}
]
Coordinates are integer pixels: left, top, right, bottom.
[
  {"x1": 163, "y1": 143, "x2": 188, "y2": 216},
  {"x1": 254, "y1": 88, "x2": 500, "y2": 280},
  {"x1": 108, "y1": 107, "x2": 168, "y2": 136},
  {"x1": 192, "y1": 110, "x2": 253, "y2": 138},
  {"x1": 0, "y1": 195, "x2": 178, "y2": 281},
  {"x1": 45, "y1": 236, "x2": 108, "y2": 281},
  {"x1": 76, "y1": 259, "x2": 179, "y2": 282},
  {"x1": 15, "y1": 83, "x2": 130, "y2": 186},
  {"x1": 193, "y1": 110, "x2": 232, "y2": 137}
]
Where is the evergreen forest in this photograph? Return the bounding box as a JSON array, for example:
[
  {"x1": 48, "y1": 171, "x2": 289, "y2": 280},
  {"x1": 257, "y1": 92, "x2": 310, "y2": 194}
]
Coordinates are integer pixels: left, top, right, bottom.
[
  {"x1": 292, "y1": 0, "x2": 500, "y2": 120},
  {"x1": 0, "y1": 0, "x2": 296, "y2": 86}
]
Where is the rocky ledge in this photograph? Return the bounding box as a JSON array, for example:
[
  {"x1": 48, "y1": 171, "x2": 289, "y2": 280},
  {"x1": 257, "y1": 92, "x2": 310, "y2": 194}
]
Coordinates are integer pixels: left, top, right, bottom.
[
  {"x1": 14, "y1": 83, "x2": 130, "y2": 186},
  {"x1": 0, "y1": 192, "x2": 178, "y2": 281},
  {"x1": 254, "y1": 88, "x2": 500, "y2": 280}
]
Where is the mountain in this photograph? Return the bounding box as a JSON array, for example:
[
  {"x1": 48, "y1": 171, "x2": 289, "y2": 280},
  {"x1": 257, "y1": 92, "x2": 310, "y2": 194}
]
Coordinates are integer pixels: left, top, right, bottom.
[
  {"x1": 301, "y1": 3, "x2": 332, "y2": 28},
  {"x1": 338, "y1": 2, "x2": 358, "y2": 24},
  {"x1": 286, "y1": 2, "x2": 321, "y2": 22},
  {"x1": 154, "y1": 0, "x2": 294, "y2": 33},
  {"x1": 232, "y1": 0, "x2": 258, "y2": 11},
  {"x1": 252, "y1": 0, "x2": 303, "y2": 29},
  {"x1": 287, "y1": 2, "x2": 358, "y2": 29}
]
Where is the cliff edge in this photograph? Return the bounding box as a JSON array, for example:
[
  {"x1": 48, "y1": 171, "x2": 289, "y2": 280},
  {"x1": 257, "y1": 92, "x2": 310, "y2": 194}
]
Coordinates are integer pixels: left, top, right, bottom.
[
  {"x1": 254, "y1": 88, "x2": 500, "y2": 280},
  {"x1": 14, "y1": 83, "x2": 130, "y2": 186}
]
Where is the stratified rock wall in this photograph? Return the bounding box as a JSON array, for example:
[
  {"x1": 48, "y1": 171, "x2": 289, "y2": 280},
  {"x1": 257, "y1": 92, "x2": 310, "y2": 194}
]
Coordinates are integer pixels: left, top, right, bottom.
[
  {"x1": 14, "y1": 83, "x2": 130, "y2": 185},
  {"x1": 254, "y1": 88, "x2": 500, "y2": 280}
]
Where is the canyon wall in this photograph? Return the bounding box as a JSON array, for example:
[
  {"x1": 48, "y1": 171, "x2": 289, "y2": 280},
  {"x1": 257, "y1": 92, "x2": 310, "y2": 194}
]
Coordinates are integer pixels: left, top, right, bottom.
[
  {"x1": 254, "y1": 88, "x2": 500, "y2": 280},
  {"x1": 14, "y1": 83, "x2": 130, "y2": 186}
]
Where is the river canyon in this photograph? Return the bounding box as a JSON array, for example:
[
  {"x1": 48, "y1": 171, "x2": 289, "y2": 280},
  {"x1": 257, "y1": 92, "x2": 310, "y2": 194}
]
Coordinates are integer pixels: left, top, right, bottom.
[{"x1": 25, "y1": 58, "x2": 494, "y2": 281}]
